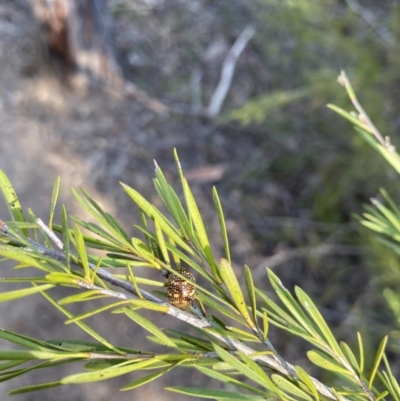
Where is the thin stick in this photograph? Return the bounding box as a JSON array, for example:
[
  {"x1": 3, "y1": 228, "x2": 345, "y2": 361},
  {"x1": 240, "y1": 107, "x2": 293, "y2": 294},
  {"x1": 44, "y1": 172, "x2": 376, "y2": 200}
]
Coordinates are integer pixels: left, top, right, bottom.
[
  {"x1": 207, "y1": 25, "x2": 255, "y2": 117},
  {"x1": 36, "y1": 218, "x2": 64, "y2": 250}
]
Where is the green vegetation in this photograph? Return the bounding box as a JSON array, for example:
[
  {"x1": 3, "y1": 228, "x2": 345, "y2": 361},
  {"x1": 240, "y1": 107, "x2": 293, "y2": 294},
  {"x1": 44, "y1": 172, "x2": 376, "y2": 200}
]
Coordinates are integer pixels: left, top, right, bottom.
[{"x1": 0, "y1": 72, "x2": 400, "y2": 400}]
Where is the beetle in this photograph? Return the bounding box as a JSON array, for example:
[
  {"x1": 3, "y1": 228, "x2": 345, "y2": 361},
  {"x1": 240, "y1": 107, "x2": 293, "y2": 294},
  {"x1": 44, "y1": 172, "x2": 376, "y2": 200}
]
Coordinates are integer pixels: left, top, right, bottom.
[{"x1": 167, "y1": 268, "x2": 196, "y2": 310}]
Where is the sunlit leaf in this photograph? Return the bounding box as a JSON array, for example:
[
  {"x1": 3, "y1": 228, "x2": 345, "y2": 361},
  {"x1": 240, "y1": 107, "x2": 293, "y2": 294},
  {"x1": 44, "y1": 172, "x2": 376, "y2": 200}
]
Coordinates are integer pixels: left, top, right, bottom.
[
  {"x1": 0, "y1": 284, "x2": 54, "y2": 302},
  {"x1": 219, "y1": 259, "x2": 256, "y2": 332},
  {"x1": 212, "y1": 187, "x2": 230, "y2": 265},
  {"x1": 368, "y1": 336, "x2": 387, "y2": 389},
  {"x1": 167, "y1": 386, "x2": 266, "y2": 400},
  {"x1": 0, "y1": 170, "x2": 27, "y2": 235},
  {"x1": 272, "y1": 374, "x2": 313, "y2": 401}
]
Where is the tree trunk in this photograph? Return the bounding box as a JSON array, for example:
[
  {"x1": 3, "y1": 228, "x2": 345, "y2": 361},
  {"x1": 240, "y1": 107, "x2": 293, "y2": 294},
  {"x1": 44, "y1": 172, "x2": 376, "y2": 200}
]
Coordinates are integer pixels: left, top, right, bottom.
[
  {"x1": 29, "y1": 0, "x2": 124, "y2": 88},
  {"x1": 29, "y1": 0, "x2": 168, "y2": 113}
]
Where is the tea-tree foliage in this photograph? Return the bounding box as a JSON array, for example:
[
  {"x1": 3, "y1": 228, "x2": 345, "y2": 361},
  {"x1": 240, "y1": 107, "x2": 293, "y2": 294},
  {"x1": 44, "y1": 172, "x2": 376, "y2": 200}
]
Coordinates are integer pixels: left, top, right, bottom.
[{"x1": 0, "y1": 74, "x2": 399, "y2": 400}]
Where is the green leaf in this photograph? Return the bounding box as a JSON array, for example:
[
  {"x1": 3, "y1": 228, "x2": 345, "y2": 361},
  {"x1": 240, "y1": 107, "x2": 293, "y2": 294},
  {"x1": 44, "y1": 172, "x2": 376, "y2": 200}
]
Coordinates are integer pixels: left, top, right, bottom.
[
  {"x1": 166, "y1": 387, "x2": 266, "y2": 400},
  {"x1": 326, "y1": 104, "x2": 367, "y2": 131},
  {"x1": 0, "y1": 350, "x2": 88, "y2": 360},
  {"x1": 9, "y1": 381, "x2": 62, "y2": 395},
  {"x1": 0, "y1": 284, "x2": 54, "y2": 302},
  {"x1": 121, "y1": 183, "x2": 195, "y2": 255},
  {"x1": 0, "y1": 170, "x2": 27, "y2": 235},
  {"x1": 381, "y1": 354, "x2": 400, "y2": 401},
  {"x1": 153, "y1": 163, "x2": 192, "y2": 239},
  {"x1": 295, "y1": 286, "x2": 344, "y2": 358},
  {"x1": 181, "y1": 176, "x2": 219, "y2": 281},
  {"x1": 65, "y1": 300, "x2": 132, "y2": 323},
  {"x1": 195, "y1": 365, "x2": 266, "y2": 395},
  {"x1": 244, "y1": 265, "x2": 258, "y2": 333},
  {"x1": 122, "y1": 361, "x2": 182, "y2": 390},
  {"x1": 72, "y1": 189, "x2": 132, "y2": 249},
  {"x1": 356, "y1": 128, "x2": 400, "y2": 174},
  {"x1": 48, "y1": 176, "x2": 60, "y2": 229},
  {"x1": 0, "y1": 329, "x2": 66, "y2": 351},
  {"x1": 45, "y1": 272, "x2": 80, "y2": 285},
  {"x1": 58, "y1": 290, "x2": 108, "y2": 305},
  {"x1": 62, "y1": 359, "x2": 159, "y2": 384},
  {"x1": 124, "y1": 308, "x2": 179, "y2": 350},
  {"x1": 73, "y1": 224, "x2": 91, "y2": 280},
  {"x1": 212, "y1": 187, "x2": 231, "y2": 264},
  {"x1": 262, "y1": 310, "x2": 269, "y2": 342},
  {"x1": 340, "y1": 341, "x2": 360, "y2": 374},
  {"x1": 61, "y1": 205, "x2": 71, "y2": 271},
  {"x1": 376, "y1": 391, "x2": 389, "y2": 401},
  {"x1": 0, "y1": 246, "x2": 44, "y2": 270},
  {"x1": 272, "y1": 374, "x2": 313, "y2": 401},
  {"x1": 46, "y1": 339, "x2": 143, "y2": 354},
  {"x1": 368, "y1": 336, "x2": 387, "y2": 389},
  {"x1": 357, "y1": 332, "x2": 364, "y2": 375},
  {"x1": 219, "y1": 259, "x2": 256, "y2": 332},
  {"x1": 294, "y1": 366, "x2": 319, "y2": 401},
  {"x1": 154, "y1": 219, "x2": 170, "y2": 264},
  {"x1": 307, "y1": 350, "x2": 353, "y2": 378},
  {"x1": 237, "y1": 351, "x2": 283, "y2": 396},
  {"x1": 213, "y1": 344, "x2": 278, "y2": 392},
  {"x1": 267, "y1": 270, "x2": 320, "y2": 339},
  {"x1": 41, "y1": 291, "x2": 124, "y2": 355}
]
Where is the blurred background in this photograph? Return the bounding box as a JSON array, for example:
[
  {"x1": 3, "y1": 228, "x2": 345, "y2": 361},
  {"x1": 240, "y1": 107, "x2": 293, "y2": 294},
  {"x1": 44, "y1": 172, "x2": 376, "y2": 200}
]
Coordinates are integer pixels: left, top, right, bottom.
[{"x1": 0, "y1": 0, "x2": 399, "y2": 400}]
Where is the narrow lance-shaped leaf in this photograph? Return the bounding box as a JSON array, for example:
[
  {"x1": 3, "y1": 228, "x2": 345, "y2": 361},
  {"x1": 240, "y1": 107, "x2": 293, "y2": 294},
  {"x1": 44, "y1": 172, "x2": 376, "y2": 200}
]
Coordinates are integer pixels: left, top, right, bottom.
[
  {"x1": 0, "y1": 170, "x2": 27, "y2": 236},
  {"x1": 295, "y1": 286, "x2": 345, "y2": 360},
  {"x1": 61, "y1": 359, "x2": 159, "y2": 384},
  {"x1": 267, "y1": 269, "x2": 321, "y2": 339},
  {"x1": 122, "y1": 361, "x2": 184, "y2": 391},
  {"x1": 380, "y1": 188, "x2": 400, "y2": 222},
  {"x1": 48, "y1": 176, "x2": 60, "y2": 230},
  {"x1": 382, "y1": 354, "x2": 400, "y2": 401},
  {"x1": 219, "y1": 258, "x2": 257, "y2": 332},
  {"x1": 213, "y1": 186, "x2": 231, "y2": 264},
  {"x1": 195, "y1": 365, "x2": 267, "y2": 396},
  {"x1": 368, "y1": 335, "x2": 388, "y2": 389},
  {"x1": 0, "y1": 284, "x2": 54, "y2": 303},
  {"x1": 0, "y1": 329, "x2": 67, "y2": 352},
  {"x1": 0, "y1": 350, "x2": 89, "y2": 361},
  {"x1": 326, "y1": 104, "x2": 368, "y2": 131},
  {"x1": 154, "y1": 219, "x2": 170, "y2": 264},
  {"x1": 244, "y1": 265, "x2": 259, "y2": 334},
  {"x1": 167, "y1": 386, "x2": 266, "y2": 400},
  {"x1": 294, "y1": 365, "x2": 319, "y2": 401},
  {"x1": 372, "y1": 201, "x2": 400, "y2": 233},
  {"x1": 237, "y1": 350, "x2": 285, "y2": 398},
  {"x1": 40, "y1": 290, "x2": 125, "y2": 355},
  {"x1": 271, "y1": 374, "x2": 313, "y2": 401},
  {"x1": 213, "y1": 344, "x2": 279, "y2": 393},
  {"x1": 72, "y1": 188, "x2": 132, "y2": 250},
  {"x1": 65, "y1": 300, "x2": 132, "y2": 324},
  {"x1": 124, "y1": 308, "x2": 180, "y2": 350},
  {"x1": 121, "y1": 183, "x2": 195, "y2": 255},
  {"x1": 73, "y1": 224, "x2": 91, "y2": 281},
  {"x1": 9, "y1": 381, "x2": 62, "y2": 395},
  {"x1": 182, "y1": 177, "x2": 220, "y2": 280},
  {"x1": 153, "y1": 162, "x2": 192, "y2": 239},
  {"x1": 357, "y1": 332, "x2": 364, "y2": 375},
  {"x1": 307, "y1": 350, "x2": 355, "y2": 380},
  {"x1": 61, "y1": 205, "x2": 71, "y2": 271},
  {"x1": 262, "y1": 310, "x2": 269, "y2": 342},
  {"x1": 340, "y1": 341, "x2": 360, "y2": 374}
]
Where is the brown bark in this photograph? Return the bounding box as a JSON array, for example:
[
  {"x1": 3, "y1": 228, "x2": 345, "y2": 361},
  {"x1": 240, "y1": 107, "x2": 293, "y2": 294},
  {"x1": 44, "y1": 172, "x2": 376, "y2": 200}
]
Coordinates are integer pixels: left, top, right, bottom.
[
  {"x1": 29, "y1": 0, "x2": 123, "y2": 87},
  {"x1": 29, "y1": 0, "x2": 168, "y2": 113}
]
